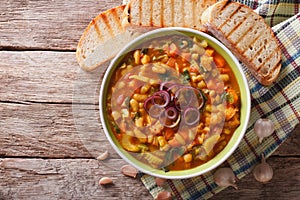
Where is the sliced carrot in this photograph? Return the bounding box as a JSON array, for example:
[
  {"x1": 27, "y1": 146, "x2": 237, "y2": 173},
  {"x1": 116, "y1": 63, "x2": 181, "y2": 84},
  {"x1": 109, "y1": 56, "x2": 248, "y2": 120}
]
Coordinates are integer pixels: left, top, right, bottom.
[
  {"x1": 166, "y1": 57, "x2": 176, "y2": 68},
  {"x1": 214, "y1": 54, "x2": 226, "y2": 68},
  {"x1": 219, "y1": 68, "x2": 231, "y2": 74},
  {"x1": 205, "y1": 48, "x2": 214, "y2": 56}
]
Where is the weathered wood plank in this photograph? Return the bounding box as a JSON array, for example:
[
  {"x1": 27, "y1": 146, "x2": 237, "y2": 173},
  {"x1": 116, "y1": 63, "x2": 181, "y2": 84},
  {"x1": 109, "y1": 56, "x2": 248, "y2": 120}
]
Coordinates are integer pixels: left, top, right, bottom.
[
  {"x1": 0, "y1": 157, "x2": 299, "y2": 200},
  {"x1": 212, "y1": 157, "x2": 300, "y2": 200},
  {"x1": 0, "y1": 102, "x2": 114, "y2": 158},
  {"x1": 273, "y1": 124, "x2": 300, "y2": 156},
  {"x1": 0, "y1": 51, "x2": 108, "y2": 103},
  {"x1": 0, "y1": 0, "x2": 122, "y2": 50},
  {"x1": 0, "y1": 158, "x2": 152, "y2": 200}
]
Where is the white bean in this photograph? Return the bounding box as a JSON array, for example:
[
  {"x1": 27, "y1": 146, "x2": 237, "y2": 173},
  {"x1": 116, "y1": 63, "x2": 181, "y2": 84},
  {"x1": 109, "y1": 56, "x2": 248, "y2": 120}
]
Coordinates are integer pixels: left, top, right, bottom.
[
  {"x1": 130, "y1": 99, "x2": 139, "y2": 112},
  {"x1": 133, "y1": 50, "x2": 141, "y2": 64}
]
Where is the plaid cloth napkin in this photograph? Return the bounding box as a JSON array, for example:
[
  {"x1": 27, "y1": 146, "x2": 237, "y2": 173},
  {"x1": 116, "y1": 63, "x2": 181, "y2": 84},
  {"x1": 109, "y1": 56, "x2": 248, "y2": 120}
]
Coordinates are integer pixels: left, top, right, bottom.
[{"x1": 140, "y1": 0, "x2": 300, "y2": 199}]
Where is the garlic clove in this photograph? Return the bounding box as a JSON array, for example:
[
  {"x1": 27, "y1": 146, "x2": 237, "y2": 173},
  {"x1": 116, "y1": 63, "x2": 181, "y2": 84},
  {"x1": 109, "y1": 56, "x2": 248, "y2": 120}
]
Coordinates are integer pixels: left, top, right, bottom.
[
  {"x1": 253, "y1": 154, "x2": 273, "y2": 183},
  {"x1": 99, "y1": 177, "x2": 113, "y2": 185},
  {"x1": 254, "y1": 118, "x2": 275, "y2": 143},
  {"x1": 213, "y1": 167, "x2": 238, "y2": 189},
  {"x1": 155, "y1": 190, "x2": 172, "y2": 200},
  {"x1": 97, "y1": 150, "x2": 109, "y2": 161},
  {"x1": 121, "y1": 165, "x2": 138, "y2": 178},
  {"x1": 155, "y1": 177, "x2": 167, "y2": 186}
]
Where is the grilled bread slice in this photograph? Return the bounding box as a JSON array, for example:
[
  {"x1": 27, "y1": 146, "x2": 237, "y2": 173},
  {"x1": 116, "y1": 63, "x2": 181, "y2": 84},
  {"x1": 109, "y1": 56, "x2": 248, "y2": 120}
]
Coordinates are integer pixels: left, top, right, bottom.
[
  {"x1": 76, "y1": 5, "x2": 139, "y2": 71},
  {"x1": 122, "y1": 0, "x2": 216, "y2": 32},
  {"x1": 201, "y1": 0, "x2": 282, "y2": 85}
]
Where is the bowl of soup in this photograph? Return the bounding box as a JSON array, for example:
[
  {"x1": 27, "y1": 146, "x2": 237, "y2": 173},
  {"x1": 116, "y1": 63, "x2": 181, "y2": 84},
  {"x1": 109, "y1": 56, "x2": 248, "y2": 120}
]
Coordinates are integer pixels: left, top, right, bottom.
[{"x1": 99, "y1": 27, "x2": 251, "y2": 179}]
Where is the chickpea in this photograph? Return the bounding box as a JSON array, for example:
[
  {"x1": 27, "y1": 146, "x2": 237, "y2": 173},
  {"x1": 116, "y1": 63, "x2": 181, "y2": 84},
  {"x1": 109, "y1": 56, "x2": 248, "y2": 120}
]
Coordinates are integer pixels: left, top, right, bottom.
[
  {"x1": 183, "y1": 153, "x2": 193, "y2": 163},
  {"x1": 192, "y1": 53, "x2": 199, "y2": 61},
  {"x1": 223, "y1": 128, "x2": 232, "y2": 135},
  {"x1": 205, "y1": 104, "x2": 212, "y2": 112},
  {"x1": 133, "y1": 94, "x2": 148, "y2": 102},
  {"x1": 147, "y1": 135, "x2": 154, "y2": 144},
  {"x1": 133, "y1": 50, "x2": 141, "y2": 64},
  {"x1": 130, "y1": 99, "x2": 139, "y2": 112},
  {"x1": 141, "y1": 55, "x2": 151, "y2": 64},
  {"x1": 197, "y1": 80, "x2": 206, "y2": 89},
  {"x1": 191, "y1": 74, "x2": 203, "y2": 83},
  {"x1": 135, "y1": 117, "x2": 144, "y2": 127},
  {"x1": 220, "y1": 74, "x2": 230, "y2": 82},
  {"x1": 140, "y1": 83, "x2": 151, "y2": 94},
  {"x1": 111, "y1": 111, "x2": 121, "y2": 120}
]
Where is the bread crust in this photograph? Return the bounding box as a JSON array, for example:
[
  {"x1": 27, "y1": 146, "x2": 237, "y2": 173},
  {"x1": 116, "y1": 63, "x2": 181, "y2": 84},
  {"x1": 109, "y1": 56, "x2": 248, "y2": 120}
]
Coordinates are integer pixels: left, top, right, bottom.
[
  {"x1": 76, "y1": 5, "x2": 135, "y2": 71},
  {"x1": 201, "y1": 0, "x2": 282, "y2": 85},
  {"x1": 122, "y1": 0, "x2": 216, "y2": 32}
]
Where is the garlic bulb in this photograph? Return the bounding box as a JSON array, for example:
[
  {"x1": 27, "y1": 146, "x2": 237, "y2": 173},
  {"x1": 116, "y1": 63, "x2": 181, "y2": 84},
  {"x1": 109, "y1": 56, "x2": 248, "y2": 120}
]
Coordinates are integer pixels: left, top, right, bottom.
[
  {"x1": 253, "y1": 154, "x2": 273, "y2": 183},
  {"x1": 254, "y1": 118, "x2": 275, "y2": 143},
  {"x1": 213, "y1": 167, "x2": 238, "y2": 189}
]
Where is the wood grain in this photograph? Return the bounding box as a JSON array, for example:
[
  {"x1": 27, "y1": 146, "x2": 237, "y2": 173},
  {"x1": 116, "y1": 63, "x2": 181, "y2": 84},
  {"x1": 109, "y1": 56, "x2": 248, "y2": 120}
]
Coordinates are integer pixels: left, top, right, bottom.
[
  {"x1": 0, "y1": 158, "x2": 152, "y2": 200},
  {"x1": 0, "y1": 51, "x2": 76, "y2": 103},
  {"x1": 0, "y1": 51, "x2": 108, "y2": 103},
  {"x1": 0, "y1": 0, "x2": 121, "y2": 50},
  {"x1": 0, "y1": 157, "x2": 298, "y2": 200},
  {"x1": 1, "y1": 0, "x2": 299, "y2": 199},
  {"x1": 0, "y1": 102, "x2": 123, "y2": 159}
]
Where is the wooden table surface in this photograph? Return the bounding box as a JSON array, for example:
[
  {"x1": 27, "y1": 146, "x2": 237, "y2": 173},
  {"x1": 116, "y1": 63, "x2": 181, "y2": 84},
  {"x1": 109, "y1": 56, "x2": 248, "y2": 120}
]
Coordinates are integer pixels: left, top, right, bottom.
[{"x1": 1, "y1": 1, "x2": 299, "y2": 199}]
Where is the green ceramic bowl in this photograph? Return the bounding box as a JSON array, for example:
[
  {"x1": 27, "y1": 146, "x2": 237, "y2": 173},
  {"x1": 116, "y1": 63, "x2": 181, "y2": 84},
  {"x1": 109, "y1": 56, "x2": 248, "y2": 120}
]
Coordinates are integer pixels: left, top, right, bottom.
[{"x1": 99, "y1": 27, "x2": 251, "y2": 179}]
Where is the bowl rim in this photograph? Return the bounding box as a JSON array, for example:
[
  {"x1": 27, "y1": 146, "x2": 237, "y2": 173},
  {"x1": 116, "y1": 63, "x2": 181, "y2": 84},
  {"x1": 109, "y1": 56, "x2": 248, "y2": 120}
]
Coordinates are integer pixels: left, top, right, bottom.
[{"x1": 99, "y1": 27, "x2": 251, "y2": 179}]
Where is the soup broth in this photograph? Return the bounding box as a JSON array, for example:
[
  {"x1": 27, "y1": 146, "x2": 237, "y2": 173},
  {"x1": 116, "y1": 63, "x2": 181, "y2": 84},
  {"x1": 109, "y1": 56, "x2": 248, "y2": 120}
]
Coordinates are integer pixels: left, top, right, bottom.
[{"x1": 106, "y1": 34, "x2": 241, "y2": 171}]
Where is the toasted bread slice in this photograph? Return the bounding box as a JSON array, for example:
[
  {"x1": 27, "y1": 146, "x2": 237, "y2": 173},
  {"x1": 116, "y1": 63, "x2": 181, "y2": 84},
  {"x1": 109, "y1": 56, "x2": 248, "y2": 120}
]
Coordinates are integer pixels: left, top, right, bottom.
[
  {"x1": 201, "y1": 0, "x2": 282, "y2": 85},
  {"x1": 76, "y1": 5, "x2": 139, "y2": 71},
  {"x1": 122, "y1": 0, "x2": 216, "y2": 32}
]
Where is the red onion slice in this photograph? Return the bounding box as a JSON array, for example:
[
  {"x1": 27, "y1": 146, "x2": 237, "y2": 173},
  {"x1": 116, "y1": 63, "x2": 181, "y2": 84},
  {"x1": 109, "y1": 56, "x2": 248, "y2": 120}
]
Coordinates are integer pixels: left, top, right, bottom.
[
  {"x1": 163, "y1": 106, "x2": 178, "y2": 120},
  {"x1": 183, "y1": 107, "x2": 200, "y2": 126},
  {"x1": 159, "y1": 111, "x2": 181, "y2": 128},
  {"x1": 151, "y1": 90, "x2": 170, "y2": 108},
  {"x1": 175, "y1": 86, "x2": 204, "y2": 111},
  {"x1": 148, "y1": 105, "x2": 163, "y2": 118}
]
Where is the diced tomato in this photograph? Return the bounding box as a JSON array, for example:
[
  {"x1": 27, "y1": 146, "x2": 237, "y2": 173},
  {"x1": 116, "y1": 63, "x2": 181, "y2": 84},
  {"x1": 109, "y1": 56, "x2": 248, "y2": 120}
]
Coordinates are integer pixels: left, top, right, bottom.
[{"x1": 166, "y1": 57, "x2": 176, "y2": 68}]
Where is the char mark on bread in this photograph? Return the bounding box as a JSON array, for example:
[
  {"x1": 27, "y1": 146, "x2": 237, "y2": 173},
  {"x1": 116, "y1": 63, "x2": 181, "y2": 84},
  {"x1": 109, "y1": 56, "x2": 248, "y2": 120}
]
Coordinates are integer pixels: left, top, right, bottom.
[{"x1": 201, "y1": 0, "x2": 282, "y2": 85}]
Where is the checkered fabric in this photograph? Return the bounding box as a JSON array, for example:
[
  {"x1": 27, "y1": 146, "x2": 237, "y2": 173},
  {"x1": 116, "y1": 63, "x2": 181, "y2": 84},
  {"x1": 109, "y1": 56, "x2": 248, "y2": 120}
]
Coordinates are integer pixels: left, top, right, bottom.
[{"x1": 141, "y1": 1, "x2": 300, "y2": 199}]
